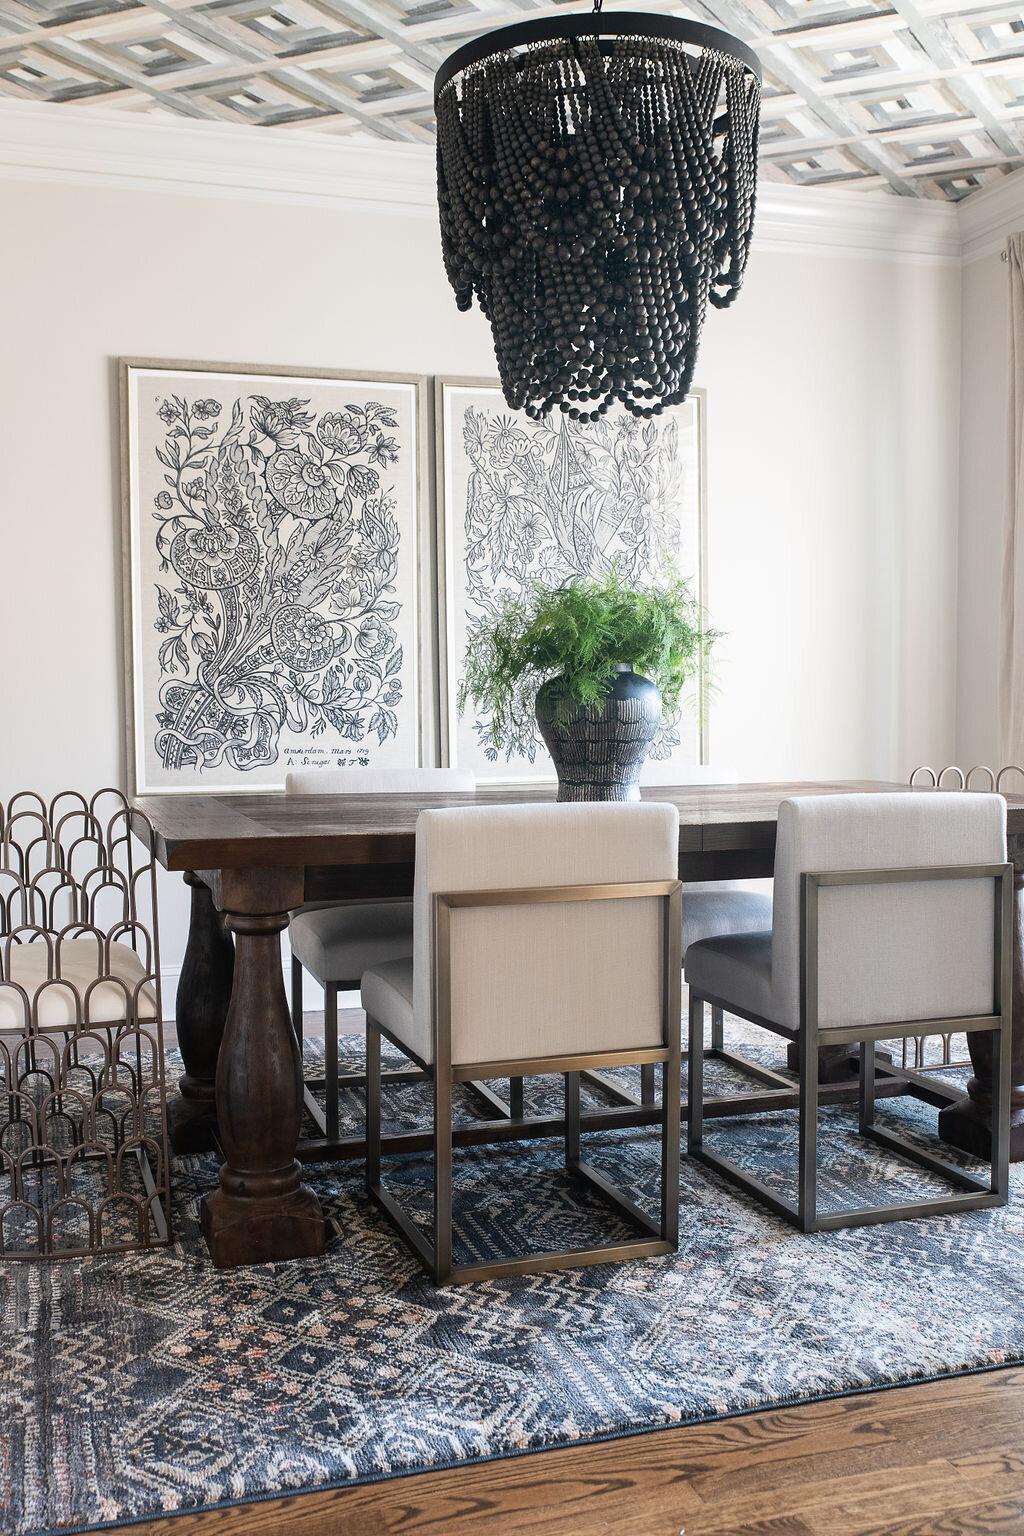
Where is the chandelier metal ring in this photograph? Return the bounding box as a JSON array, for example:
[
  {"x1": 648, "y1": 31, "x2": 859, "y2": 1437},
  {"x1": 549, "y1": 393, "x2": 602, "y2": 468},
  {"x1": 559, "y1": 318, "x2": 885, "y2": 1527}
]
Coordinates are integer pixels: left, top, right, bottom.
[{"x1": 434, "y1": 13, "x2": 762, "y2": 103}]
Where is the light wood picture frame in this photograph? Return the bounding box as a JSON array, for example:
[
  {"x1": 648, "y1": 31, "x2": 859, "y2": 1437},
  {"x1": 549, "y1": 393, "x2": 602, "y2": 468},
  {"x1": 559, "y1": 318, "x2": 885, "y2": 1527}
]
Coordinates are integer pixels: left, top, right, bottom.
[
  {"x1": 120, "y1": 359, "x2": 431, "y2": 794},
  {"x1": 435, "y1": 377, "x2": 709, "y2": 783}
]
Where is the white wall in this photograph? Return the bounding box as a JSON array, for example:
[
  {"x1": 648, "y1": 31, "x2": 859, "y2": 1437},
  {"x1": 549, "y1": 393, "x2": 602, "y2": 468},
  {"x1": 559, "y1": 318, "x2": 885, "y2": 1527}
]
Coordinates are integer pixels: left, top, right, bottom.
[
  {"x1": 950, "y1": 168, "x2": 1024, "y2": 775},
  {"x1": 957, "y1": 250, "x2": 1012, "y2": 771},
  {"x1": 698, "y1": 247, "x2": 960, "y2": 783},
  {"x1": 0, "y1": 154, "x2": 964, "y2": 975}
]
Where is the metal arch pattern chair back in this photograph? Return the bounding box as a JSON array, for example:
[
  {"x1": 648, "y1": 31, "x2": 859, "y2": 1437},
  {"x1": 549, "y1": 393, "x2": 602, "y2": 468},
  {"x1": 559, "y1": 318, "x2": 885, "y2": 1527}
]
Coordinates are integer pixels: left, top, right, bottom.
[
  {"x1": 906, "y1": 764, "x2": 1022, "y2": 1072},
  {"x1": 910, "y1": 764, "x2": 1024, "y2": 792},
  {"x1": 0, "y1": 788, "x2": 171, "y2": 1259}
]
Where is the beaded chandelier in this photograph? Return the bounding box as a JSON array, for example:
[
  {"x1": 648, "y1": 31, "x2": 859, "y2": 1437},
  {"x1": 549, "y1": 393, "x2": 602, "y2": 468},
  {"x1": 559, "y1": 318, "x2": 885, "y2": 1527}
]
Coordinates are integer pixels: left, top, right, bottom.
[{"x1": 435, "y1": 12, "x2": 762, "y2": 421}]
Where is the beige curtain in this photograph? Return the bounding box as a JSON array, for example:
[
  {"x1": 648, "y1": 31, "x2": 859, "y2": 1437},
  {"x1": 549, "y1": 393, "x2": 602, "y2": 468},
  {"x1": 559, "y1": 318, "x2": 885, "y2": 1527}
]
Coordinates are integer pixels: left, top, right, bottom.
[{"x1": 1000, "y1": 233, "x2": 1024, "y2": 764}]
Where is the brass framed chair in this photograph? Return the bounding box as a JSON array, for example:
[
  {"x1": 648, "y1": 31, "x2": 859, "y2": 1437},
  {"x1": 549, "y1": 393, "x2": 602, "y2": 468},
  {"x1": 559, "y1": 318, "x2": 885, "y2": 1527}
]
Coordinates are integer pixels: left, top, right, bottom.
[
  {"x1": 686, "y1": 792, "x2": 1012, "y2": 1232},
  {"x1": 285, "y1": 766, "x2": 474, "y2": 1138},
  {"x1": 361, "y1": 802, "x2": 682, "y2": 1284}
]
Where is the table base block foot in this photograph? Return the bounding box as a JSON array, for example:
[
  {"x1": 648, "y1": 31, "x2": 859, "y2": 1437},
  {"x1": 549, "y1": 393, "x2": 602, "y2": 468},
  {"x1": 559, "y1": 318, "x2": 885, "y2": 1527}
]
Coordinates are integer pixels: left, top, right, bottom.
[
  {"x1": 200, "y1": 1186, "x2": 325, "y2": 1268},
  {"x1": 167, "y1": 1090, "x2": 218, "y2": 1155},
  {"x1": 787, "y1": 1043, "x2": 893, "y2": 1083},
  {"x1": 938, "y1": 1099, "x2": 1024, "y2": 1164}
]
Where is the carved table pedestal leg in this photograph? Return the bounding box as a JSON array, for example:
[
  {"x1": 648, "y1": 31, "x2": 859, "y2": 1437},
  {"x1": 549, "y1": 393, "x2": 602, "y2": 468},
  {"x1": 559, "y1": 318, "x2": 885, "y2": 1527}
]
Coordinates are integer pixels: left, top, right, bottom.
[
  {"x1": 939, "y1": 836, "x2": 1024, "y2": 1162},
  {"x1": 201, "y1": 883, "x2": 325, "y2": 1268},
  {"x1": 167, "y1": 871, "x2": 235, "y2": 1154}
]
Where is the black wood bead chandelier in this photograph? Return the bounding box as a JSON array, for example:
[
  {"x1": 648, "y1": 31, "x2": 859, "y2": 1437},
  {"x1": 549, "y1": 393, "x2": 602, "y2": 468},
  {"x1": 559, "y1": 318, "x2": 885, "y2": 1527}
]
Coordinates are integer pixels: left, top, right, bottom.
[{"x1": 435, "y1": 9, "x2": 762, "y2": 420}]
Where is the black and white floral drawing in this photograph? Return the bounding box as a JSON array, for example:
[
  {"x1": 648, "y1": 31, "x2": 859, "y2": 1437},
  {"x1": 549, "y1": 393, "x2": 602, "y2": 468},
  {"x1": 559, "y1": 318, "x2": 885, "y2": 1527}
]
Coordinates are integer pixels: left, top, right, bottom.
[
  {"x1": 124, "y1": 367, "x2": 420, "y2": 792},
  {"x1": 441, "y1": 385, "x2": 704, "y2": 776}
]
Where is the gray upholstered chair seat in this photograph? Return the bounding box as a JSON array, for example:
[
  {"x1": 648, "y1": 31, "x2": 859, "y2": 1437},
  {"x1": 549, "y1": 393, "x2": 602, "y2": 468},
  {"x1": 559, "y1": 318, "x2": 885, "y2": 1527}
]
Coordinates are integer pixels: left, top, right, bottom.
[
  {"x1": 282, "y1": 873, "x2": 732, "y2": 987},
  {"x1": 361, "y1": 956, "x2": 414, "y2": 1043},
  {"x1": 682, "y1": 883, "x2": 772, "y2": 957},
  {"x1": 285, "y1": 766, "x2": 475, "y2": 1141},
  {"x1": 288, "y1": 901, "x2": 413, "y2": 985},
  {"x1": 683, "y1": 930, "x2": 773, "y2": 1021}
]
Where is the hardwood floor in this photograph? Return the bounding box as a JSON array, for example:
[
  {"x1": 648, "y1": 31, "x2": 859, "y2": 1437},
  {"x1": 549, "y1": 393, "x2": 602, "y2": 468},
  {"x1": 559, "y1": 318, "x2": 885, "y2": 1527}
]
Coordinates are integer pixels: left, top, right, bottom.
[{"x1": 116, "y1": 1366, "x2": 1024, "y2": 1536}]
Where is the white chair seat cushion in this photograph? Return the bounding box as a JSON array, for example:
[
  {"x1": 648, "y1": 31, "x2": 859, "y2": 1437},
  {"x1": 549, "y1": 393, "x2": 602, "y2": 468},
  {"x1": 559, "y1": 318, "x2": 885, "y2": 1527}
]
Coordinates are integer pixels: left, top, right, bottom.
[
  {"x1": 0, "y1": 939, "x2": 158, "y2": 1030},
  {"x1": 684, "y1": 931, "x2": 774, "y2": 1021},
  {"x1": 289, "y1": 901, "x2": 414, "y2": 984},
  {"x1": 682, "y1": 883, "x2": 773, "y2": 958},
  {"x1": 362, "y1": 958, "x2": 415, "y2": 1045}
]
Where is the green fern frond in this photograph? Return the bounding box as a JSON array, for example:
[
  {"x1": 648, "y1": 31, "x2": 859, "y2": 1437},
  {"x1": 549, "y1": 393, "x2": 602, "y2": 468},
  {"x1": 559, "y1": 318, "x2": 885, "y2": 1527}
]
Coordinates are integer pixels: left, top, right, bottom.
[{"x1": 458, "y1": 565, "x2": 721, "y2": 745}]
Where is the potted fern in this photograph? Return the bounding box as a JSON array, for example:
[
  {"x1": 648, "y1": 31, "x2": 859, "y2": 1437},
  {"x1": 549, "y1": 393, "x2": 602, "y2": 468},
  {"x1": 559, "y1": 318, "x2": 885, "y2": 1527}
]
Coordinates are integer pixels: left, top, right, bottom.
[{"x1": 459, "y1": 567, "x2": 717, "y2": 801}]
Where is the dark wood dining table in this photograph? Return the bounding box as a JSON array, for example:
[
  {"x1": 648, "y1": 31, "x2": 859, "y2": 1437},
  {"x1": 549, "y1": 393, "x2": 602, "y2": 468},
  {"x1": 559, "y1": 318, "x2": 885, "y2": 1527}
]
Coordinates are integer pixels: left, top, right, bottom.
[{"x1": 134, "y1": 779, "x2": 1024, "y2": 1268}]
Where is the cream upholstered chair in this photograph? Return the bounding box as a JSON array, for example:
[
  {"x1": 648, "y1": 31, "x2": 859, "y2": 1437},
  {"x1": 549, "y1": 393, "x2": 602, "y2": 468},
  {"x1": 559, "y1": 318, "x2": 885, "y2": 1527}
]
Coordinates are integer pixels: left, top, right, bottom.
[
  {"x1": 686, "y1": 792, "x2": 1013, "y2": 1232},
  {"x1": 361, "y1": 802, "x2": 682, "y2": 1284},
  {"x1": 640, "y1": 761, "x2": 773, "y2": 953},
  {"x1": 624, "y1": 764, "x2": 773, "y2": 1106},
  {"x1": 286, "y1": 767, "x2": 474, "y2": 1138}
]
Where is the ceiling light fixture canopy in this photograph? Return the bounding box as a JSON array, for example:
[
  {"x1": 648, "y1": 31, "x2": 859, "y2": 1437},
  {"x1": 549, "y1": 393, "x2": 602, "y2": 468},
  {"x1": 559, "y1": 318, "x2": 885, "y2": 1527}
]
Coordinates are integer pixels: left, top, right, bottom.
[{"x1": 435, "y1": 9, "x2": 762, "y2": 421}]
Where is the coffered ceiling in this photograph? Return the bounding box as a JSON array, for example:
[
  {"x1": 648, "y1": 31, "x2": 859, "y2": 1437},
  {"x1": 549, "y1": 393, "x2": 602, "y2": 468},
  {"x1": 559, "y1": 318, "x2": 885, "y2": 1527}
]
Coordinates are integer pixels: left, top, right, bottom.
[{"x1": 0, "y1": 0, "x2": 1021, "y2": 199}]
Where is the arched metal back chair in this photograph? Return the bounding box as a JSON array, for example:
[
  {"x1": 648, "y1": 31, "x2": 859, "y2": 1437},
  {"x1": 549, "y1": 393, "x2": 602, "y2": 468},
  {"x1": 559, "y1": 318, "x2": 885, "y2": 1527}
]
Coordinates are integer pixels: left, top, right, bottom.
[
  {"x1": 0, "y1": 788, "x2": 170, "y2": 1258},
  {"x1": 905, "y1": 765, "x2": 1023, "y2": 1074}
]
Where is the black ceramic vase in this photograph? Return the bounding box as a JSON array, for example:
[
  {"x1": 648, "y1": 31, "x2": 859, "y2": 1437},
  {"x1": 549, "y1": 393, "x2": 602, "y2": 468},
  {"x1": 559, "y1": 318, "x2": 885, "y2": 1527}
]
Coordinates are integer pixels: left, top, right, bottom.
[{"x1": 536, "y1": 663, "x2": 662, "y2": 803}]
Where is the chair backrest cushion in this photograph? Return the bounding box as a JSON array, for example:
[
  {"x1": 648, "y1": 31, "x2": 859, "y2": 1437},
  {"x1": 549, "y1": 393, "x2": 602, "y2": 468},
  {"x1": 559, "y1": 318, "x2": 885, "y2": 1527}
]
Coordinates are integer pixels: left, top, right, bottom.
[
  {"x1": 412, "y1": 802, "x2": 679, "y2": 1067},
  {"x1": 771, "y1": 792, "x2": 1006, "y2": 1030},
  {"x1": 286, "y1": 767, "x2": 475, "y2": 794}
]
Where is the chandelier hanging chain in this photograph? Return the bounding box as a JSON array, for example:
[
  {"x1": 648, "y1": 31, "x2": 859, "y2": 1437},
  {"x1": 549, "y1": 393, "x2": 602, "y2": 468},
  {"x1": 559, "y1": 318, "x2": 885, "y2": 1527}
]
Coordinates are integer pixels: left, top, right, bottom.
[{"x1": 435, "y1": 12, "x2": 761, "y2": 421}]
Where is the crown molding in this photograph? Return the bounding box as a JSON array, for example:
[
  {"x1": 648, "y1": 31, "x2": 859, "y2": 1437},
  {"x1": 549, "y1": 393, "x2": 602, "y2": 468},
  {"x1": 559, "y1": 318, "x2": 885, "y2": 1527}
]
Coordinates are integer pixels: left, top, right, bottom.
[
  {"x1": 958, "y1": 166, "x2": 1024, "y2": 264},
  {"x1": 0, "y1": 98, "x2": 438, "y2": 217},
  {"x1": 751, "y1": 180, "x2": 960, "y2": 265},
  {"x1": 0, "y1": 97, "x2": 963, "y2": 263}
]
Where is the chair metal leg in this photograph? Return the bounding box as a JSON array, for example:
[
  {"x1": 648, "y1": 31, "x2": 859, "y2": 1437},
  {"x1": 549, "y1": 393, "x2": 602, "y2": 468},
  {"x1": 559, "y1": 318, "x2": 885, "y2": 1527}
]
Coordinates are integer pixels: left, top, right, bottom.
[
  {"x1": 325, "y1": 982, "x2": 339, "y2": 1141},
  {"x1": 798, "y1": 1024, "x2": 818, "y2": 1233},
  {"x1": 508, "y1": 1076, "x2": 525, "y2": 1119},
  {"x1": 710, "y1": 1005, "x2": 724, "y2": 1052},
  {"x1": 365, "y1": 1015, "x2": 381, "y2": 1191},
  {"x1": 687, "y1": 993, "x2": 705, "y2": 1153},
  {"x1": 290, "y1": 954, "x2": 304, "y2": 1047},
  {"x1": 993, "y1": 1012, "x2": 1011, "y2": 1200},
  {"x1": 640, "y1": 1062, "x2": 656, "y2": 1106},
  {"x1": 434, "y1": 1065, "x2": 454, "y2": 1284},
  {"x1": 858, "y1": 1037, "x2": 875, "y2": 1134},
  {"x1": 662, "y1": 1021, "x2": 681, "y2": 1247},
  {"x1": 565, "y1": 1071, "x2": 581, "y2": 1166}
]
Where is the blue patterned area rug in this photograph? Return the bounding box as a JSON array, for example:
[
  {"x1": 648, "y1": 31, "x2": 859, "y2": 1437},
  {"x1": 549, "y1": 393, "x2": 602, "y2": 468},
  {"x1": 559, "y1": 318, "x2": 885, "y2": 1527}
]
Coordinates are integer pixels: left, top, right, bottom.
[{"x1": 3, "y1": 1030, "x2": 1024, "y2": 1536}]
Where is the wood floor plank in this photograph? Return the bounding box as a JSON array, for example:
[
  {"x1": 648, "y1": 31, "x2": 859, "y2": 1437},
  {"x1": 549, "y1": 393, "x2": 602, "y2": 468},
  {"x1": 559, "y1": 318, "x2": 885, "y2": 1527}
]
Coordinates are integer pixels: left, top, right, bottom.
[
  {"x1": 689, "y1": 1399, "x2": 1024, "y2": 1506},
  {"x1": 113, "y1": 1366, "x2": 1024, "y2": 1536},
  {"x1": 811, "y1": 1466, "x2": 1024, "y2": 1536},
  {"x1": 951, "y1": 1449, "x2": 1024, "y2": 1480},
  {"x1": 851, "y1": 1492, "x2": 1024, "y2": 1535},
  {"x1": 684, "y1": 1457, "x2": 968, "y2": 1535},
  {"x1": 690, "y1": 1522, "x2": 817, "y2": 1536}
]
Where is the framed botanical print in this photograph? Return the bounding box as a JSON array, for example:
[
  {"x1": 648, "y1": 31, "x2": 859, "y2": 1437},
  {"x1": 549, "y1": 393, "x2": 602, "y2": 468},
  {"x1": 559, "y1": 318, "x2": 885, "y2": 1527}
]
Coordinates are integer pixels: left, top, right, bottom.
[
  {"x1": 120, "y1": 360, "x2": 427, "y2": 794},
  {"x1": 436, "y1": 378, "x2": 708, "y2": 783}
]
